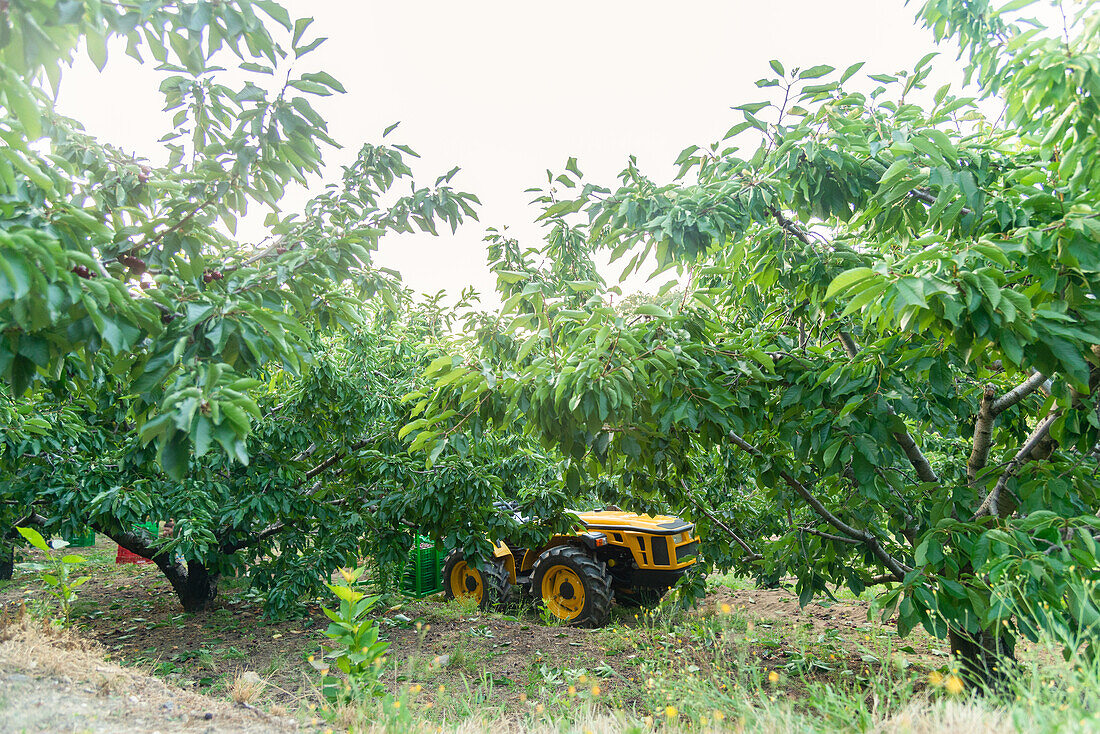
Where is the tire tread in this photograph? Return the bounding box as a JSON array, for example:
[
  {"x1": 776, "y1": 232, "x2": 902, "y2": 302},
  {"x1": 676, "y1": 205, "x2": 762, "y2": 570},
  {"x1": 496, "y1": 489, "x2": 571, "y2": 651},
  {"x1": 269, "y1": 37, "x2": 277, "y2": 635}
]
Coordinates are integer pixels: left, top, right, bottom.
[{"x1": 532, "y1": 545, "x2": 613, "y2": 627}]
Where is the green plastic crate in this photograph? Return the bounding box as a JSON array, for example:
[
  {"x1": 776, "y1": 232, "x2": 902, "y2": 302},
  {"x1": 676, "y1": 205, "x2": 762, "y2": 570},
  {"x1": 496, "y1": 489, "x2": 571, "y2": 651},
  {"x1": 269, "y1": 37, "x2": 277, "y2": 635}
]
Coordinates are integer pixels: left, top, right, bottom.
[
  {"x1": 400, "y1": 536, "x2": 444, "y2": 598},
  {"x1": 64, "y1": 529, "x2": 95, "y2": 547}
]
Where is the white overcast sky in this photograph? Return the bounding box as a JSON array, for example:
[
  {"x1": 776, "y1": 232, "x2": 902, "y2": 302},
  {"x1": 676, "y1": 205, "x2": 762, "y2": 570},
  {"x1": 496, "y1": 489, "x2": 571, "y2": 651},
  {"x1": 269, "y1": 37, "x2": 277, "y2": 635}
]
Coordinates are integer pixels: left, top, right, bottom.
[{"x1": 56, "y1": 1, "x2": 957, "y2": 304}]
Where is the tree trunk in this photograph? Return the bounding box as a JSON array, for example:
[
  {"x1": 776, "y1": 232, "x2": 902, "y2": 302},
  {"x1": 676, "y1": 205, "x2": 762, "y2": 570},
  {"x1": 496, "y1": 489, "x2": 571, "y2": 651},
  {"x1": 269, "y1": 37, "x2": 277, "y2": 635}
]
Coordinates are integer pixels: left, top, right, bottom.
[
  {"x1": 105, "y1": 526, "x2": 221, "y2": 612},
  {"x1": 948, "y1": 626, "x2": 1016, "y2": 689},
  {"x1": 156, "y1": 557, "x2": 220, "y2": 612},
  {"x1": 0, "y1": 541, "x2": 13, "y2": 581}
]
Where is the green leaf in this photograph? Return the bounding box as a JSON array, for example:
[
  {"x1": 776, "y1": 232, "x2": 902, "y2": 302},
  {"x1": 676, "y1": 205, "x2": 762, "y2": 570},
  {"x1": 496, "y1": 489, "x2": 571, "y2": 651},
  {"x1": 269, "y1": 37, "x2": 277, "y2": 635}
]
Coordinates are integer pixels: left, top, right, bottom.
[
  {"x1": 292, "y1": 16, "x2": 314, "y2": 47},
  {"x1": 255, "y1": 0, "x2": 293, "y2": 29},
  {"x1": 841, "y1": 281, "x2": 889, "y2": 317},
  {"x1": 635, "y1": 304, "x2": 671, "y2": 319},
  {"x1": 425, "y1": 355, "x2": 454, "y2": 377},
  {"x1": 7, "y1": 79, "x2": 42, "y2": 140},
  {"x1": 824, "y1": 267, "x2": 875, "y2": 301},
  {"x1": 893, "y1": 278, "x2": 928, "y2": 310},
  {"x1": 301, "y1": 71, "x2": 346, "y2": 94},
  {"x1": 840, "y1": 62, "x2": 865, "y2": 83},
  {"x1": 17, "y1": 526, "x2": 50, "y2": 553},
  {"x1": 798, "y1": 65, "x2": 834, "y2": 80},
  {"x1": 159, "y1": 433, "x2": 190, "y2": 480}
]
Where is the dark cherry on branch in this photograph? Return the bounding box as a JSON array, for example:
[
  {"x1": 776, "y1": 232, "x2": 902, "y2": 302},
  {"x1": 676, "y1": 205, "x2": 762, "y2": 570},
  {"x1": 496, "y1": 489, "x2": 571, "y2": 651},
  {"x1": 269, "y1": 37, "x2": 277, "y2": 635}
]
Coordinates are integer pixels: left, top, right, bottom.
[{"x1": 118, "y1": 255, "x2": 148, "y2": 274}]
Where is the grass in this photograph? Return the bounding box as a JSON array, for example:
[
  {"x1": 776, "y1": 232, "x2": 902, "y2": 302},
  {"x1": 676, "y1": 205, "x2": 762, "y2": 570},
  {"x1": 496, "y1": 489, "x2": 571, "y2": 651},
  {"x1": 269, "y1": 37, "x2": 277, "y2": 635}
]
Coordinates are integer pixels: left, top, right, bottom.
[
  {"x1": 341, "y1": 593, "x2": 1099, "y2": 733},
  {"x1": 3, "y1": 546, "x2": 1098, "y2": 733}
]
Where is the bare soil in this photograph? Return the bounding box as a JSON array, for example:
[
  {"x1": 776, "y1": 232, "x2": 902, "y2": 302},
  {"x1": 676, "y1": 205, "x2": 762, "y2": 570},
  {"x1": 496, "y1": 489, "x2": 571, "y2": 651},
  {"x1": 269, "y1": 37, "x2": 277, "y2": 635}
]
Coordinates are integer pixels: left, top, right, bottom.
[{"x1": 0, "y1": 539, "x2": 948, "y2": 728}]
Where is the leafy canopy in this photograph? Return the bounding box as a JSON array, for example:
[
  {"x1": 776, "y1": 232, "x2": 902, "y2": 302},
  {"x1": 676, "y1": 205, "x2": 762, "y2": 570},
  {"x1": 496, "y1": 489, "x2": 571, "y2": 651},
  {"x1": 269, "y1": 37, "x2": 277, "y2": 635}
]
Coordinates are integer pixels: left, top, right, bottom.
[{"x1": 407, "y1": 0, "x2": 1100, "y2": 668}]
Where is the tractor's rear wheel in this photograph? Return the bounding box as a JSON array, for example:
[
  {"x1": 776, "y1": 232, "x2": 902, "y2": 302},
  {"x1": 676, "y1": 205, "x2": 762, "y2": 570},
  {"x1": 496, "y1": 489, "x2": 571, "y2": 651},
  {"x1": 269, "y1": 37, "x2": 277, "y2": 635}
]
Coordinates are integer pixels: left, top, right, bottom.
[
  {"x1": 442, "y1": 551, "x2": 509, "y2": 610},
  {"x1": 532, "y1": 545, "x2": 612, "y2": 627},
  {"x1": 614, "y1": 586, "x2": 668, "y2": 609}
]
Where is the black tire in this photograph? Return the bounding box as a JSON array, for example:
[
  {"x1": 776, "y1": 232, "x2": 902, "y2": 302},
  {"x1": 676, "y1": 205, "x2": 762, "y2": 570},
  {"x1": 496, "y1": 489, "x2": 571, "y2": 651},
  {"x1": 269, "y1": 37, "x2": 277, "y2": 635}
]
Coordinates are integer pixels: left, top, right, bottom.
[
  {"x1": 441, "y1": 550, "x2": 509, "y2": 611},
  {"x1": 531, "y1": 545, "x2": 613, "y2": 628},
  {"x1": 615, "y1": 586, "x2": 668, "y2": 609}
]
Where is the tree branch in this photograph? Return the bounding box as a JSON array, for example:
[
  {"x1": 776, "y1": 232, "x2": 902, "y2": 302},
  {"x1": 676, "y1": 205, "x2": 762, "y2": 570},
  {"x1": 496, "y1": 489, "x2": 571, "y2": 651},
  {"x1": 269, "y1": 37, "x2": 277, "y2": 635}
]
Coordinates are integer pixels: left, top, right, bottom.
[
  {"x1": 968, "y1": 384, "x2": 998, "y2": 488},
  {"x1": 866, "y1": 572, "x2": 901, "y2": 586},
  {"x1": 991, "y1": 371, "x2": 1048, "y2": 415},
  {"x1": 220, "y1": 497, "x2": 351, "y2": 554},
  {"x1": 221, "y1": 521, "x2": 287, "y2": 554},
  {"x1": 969, "y1": 372, "x2": 1048, "y2": 489},
  {"x1": 838, "y1": 330, "x2": 940, "y2": 484},
  {"x1": 974, "y1": 411, "x2": 1059, "y2": 519},
  {"x1": 119, "y1": 194, "x2": 220, "y2": 259},
  {"x1": 773, "y1": 207, "x2": 938, "y2": 486},
  {"x1": 291, "y1": 443, "x2": 318, "y2": 463},
  {"x1": 908, "y1": 188, "x2": 973, "y2": 217},
  {"x1": 304, "y1": 435, "x2": 378, "y2": 480},
  {"x1": 837, "y1": 331, "x2": 860, "y2": 359},
  {"x1": 683, "y1": 481, "x2": 762, "y2": 561},
  {"x1": 726, "y1": 431, "x2": 912, "y2": 580},
  {"x1": 798, "y1": 526, "x2": 861, "y2": 545},
  {"x1": 242, "y1": 234, "x2": 290, "y2": 267},
  {"x1": 888, "y1": 418, "x2": 940, "y2": 485}
]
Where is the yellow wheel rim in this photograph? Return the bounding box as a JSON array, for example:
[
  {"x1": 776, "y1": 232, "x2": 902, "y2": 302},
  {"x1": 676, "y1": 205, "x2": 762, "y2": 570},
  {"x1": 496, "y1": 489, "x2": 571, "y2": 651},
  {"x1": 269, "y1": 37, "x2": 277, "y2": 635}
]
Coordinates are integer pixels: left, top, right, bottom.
[
  {"x1": 541, "y1": 565, "x2": 585, "y2": 620},
  {"x1": 450, "y1": 561, "x2": 483, "y2": 603}
]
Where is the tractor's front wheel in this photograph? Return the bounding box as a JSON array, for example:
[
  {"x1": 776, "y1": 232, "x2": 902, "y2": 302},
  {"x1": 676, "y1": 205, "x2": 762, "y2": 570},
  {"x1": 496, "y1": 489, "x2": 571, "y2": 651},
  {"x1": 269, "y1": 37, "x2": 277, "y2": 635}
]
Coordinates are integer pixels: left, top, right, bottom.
[
  {"x1": 442, "y1": 551, "x2": 509, "y2": 610},
  {"x1": 532, "y1": 545, "x2": 613, "y2": 627}
]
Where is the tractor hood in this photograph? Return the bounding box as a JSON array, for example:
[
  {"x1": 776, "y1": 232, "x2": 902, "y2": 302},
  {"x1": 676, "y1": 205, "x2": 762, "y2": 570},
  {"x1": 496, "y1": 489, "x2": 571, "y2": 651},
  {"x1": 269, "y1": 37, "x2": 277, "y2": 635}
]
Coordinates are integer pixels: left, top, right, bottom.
[{"x1": 570, "y1": 510, "x2": 693, "y2": 536}]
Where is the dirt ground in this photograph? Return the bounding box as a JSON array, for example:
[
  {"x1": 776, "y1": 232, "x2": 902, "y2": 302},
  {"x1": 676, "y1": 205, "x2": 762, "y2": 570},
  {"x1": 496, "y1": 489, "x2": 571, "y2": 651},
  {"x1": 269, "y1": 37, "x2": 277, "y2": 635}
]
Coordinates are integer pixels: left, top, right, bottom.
[
  {"x1": 707, "y1": 585, "x2": 891, "y2": 631},
  {"x1": 0, "y1": 539, "x2": 948, "y2": 729}
]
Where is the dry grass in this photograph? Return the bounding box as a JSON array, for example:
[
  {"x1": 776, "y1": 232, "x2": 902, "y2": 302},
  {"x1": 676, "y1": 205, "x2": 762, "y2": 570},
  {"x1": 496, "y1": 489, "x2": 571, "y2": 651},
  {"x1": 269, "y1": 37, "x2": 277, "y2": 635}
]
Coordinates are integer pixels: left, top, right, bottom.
[
  {"x1": 329, "y1": 698, "x2": 1017, "y2": 733},
  {"x1": 0, "y1": 610, "x2": 299, "y2": 733},
  {"x1": 0, "y1": 606, "x2": 118, "y2": 682},
  {"x1": 873, "y1": 701, "x2": 1013, "y2": 733},
  {"x1": 229, "y1": 670, "x2": 267, "y2": 704}
]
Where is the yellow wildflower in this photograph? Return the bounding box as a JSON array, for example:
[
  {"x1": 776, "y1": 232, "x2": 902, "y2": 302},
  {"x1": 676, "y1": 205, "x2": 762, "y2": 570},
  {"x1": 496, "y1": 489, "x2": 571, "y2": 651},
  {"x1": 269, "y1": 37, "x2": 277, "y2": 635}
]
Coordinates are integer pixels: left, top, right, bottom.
[
  {"x1": 591, "y1": 684, "x2": 601, "y2": 696},
  {"x1": 768, "y1": 670, "x2": 779, "y2": 683},
  {"x1": 928, "y1": 671, "x2": 944, "y2": 687},
  {"x1": 944, "y1": 674, "x2": 964, "y2": 695},
  {"x1": 666, "y1": 705, "x2": 678, "y2": 718}
]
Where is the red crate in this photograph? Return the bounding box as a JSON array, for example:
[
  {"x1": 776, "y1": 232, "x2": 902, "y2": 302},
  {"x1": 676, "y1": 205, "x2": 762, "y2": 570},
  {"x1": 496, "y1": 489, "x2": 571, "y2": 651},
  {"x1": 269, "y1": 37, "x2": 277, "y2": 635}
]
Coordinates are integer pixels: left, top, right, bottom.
[{"x1": 115, "y1": 545, "x2": 153, "y2": 565}]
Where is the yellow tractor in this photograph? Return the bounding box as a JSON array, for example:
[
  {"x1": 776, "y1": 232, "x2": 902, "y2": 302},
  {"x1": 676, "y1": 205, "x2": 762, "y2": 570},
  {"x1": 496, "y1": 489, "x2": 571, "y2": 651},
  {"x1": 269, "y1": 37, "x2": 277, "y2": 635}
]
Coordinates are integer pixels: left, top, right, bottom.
[{"x1": 442, "y1": 508, "x2": 699, "y2": 626}]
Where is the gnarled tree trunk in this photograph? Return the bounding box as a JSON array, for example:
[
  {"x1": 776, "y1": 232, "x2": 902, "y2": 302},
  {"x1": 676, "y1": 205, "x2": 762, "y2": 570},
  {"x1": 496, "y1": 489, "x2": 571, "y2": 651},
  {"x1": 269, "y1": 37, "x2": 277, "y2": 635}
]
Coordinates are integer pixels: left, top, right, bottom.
[
  {"x1": 155, "y1": 557, "x2": 220, "y2": 612},
  {"x1": 948, "y1": 626, "x2": 1016, "y2": 689},
  {"x1": 0, "y1": 541, "x2": 13, "y2": 581},
  {"x1": 106, "y1": 526, "x2": 221, "y2": 612}
]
